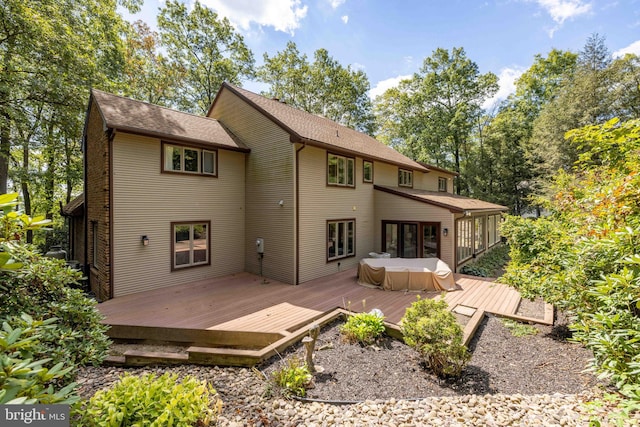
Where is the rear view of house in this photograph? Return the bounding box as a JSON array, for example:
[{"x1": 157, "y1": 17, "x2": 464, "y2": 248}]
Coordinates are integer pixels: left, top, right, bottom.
[{"x1": 72, "y1": 83, "x2": 506, "y2": 301}]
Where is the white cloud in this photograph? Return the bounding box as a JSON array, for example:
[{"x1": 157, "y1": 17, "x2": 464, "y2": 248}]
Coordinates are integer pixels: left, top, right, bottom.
[
  {"x1": 613, "y1": 40, "x2": 640, "y2": 58},
  {"x1": 534, "y1": 0, "x2": 592, "y2": 24},
  {"x1": 482, "y1": 66, "x2": 526, "y2": 110},
  {"x1": 369, "y1": 75, "x2": 412, "y2": 99},
  {"x1": 329, "y1": 0, "x2": 346, "y2": 9},
  {"x1": 201, "y1": 0, "x2": 308, "y2": 35},
  {"x1": 341, "y1": 15, "x2": 349, "y2": 24}
]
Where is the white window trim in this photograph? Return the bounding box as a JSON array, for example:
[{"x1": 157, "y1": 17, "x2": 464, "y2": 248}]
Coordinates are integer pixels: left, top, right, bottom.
[
  {"x1": 327, "y1": 153, "x2": 355, "y2": 187},
  {"x1": 363, "y1": 160, "x2": 374, "y2": 183},
  {"x1": 438, "y1": 177, "x2": 447, "y2": 192},
  {"x1": 172, "y1": 222, "x2": 211, "y2": 270},
  {"x1": 456, "y1": 217, "x2": 473, "y2": 264},
  {"x1": 163, "y1": 143, "x2": 217, "y2": 176},
  {"x1": 398, "y1": 169, "x2": 413, "y2": 187}
]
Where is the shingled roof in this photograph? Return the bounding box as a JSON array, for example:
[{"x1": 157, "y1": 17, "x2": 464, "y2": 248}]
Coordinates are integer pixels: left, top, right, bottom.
[
  {"x1": 61, "y1": 193, "x2": 84, "y2": 217},
  {"x1": 211, "y1": 83, "x2": 428, "y2": 171},
  {"x1": 89, "y1": 89, "x2": 249, "y2": 152},
  {"x1": 375, "y1": 185, "x2": 508, "y2": 213}
]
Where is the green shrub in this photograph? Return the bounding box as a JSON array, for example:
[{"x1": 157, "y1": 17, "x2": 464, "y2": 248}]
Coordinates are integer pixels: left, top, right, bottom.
[
  {"x1": 460, "y1": 244, "x2": 510, "y2": 278},
  {"x1": 0, "y1": 193, "x2": 110, "y2": 384},
  {"x1": 401, "y1": 297, "x2": 470, "y2": 378},
  {"x1": 459, "y1": 264, "x2": 488, "y2": 277},
  {"x1": 0, "y1": 314, "x2": 79, "y2": 405},
  {"x1": 500, "y1": 119, "x2": 640, "y2": 412},
  {"x1": 76, "y1": 372, "x2": 221, "y2": 426},
  {"x1": 0, "y1": 245, "x2": 110, "y2": 376},
  {"x1": 271, "y1": 356, "x2": 312, "y2": 397},
  {"x1": 340, "y1": 311, "x2": 386, "y2": 345}
]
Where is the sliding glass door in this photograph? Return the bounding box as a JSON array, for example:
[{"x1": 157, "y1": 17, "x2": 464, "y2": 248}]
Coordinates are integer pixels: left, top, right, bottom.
[{"x1": 382, "y1": 221, "x2": 440, "y2": 258}]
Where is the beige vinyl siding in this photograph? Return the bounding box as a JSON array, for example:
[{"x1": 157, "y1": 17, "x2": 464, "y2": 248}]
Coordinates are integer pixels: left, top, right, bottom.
[
  {"x1": 373, "y1": 162, "x2": 401, "y2": 187},
  {"x1": 374, "y1": 191, "x2": 456, "y2": 270},
  {"x1": 111, "y1": 133, "x2": 246, "y2": 297},
  {"x1": 209, "y1": 90, "x2": 295, "y2": 284},
  {"x1": 415, "y1": 171, "x2": 454, "y2": 192},
  {"x1": 298, "y1": 145, "x2": 375, "y2": 283}
]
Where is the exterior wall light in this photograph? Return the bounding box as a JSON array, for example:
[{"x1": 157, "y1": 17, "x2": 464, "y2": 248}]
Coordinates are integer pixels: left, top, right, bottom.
[
  {"x1": 443, "y1": 228, "x2": 448, "y2": 237},
  {"x1": 278, "y1": 199, "x2": 284, "y2": 207},
  {"x1": 141, "y1": 235, "x2": 149, "y2": 246}
]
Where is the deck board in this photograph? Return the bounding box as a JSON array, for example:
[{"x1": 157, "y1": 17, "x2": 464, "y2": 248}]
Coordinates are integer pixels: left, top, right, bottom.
[{"x1": 99, "y1": 269, "x2": 551, "y2": 341}]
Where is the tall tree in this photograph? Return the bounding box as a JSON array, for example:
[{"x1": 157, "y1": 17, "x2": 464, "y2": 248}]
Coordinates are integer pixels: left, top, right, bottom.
[
  {"x1": 606, "y1": 53, "x2": 640, "y2": 120},
  {"x1": 258, "y1": 41, "x2": 376, "y2": 134},
  {"x1": 375, "y1": 47, "x2": 498, "y2": 194},
  {"x1": 0, "y1": 0, "x2": 137, "y2": 241},
  {"x1": 119, "y1": 21, "x2": 177, "y2": 106},
  {"x1": 467, "y1": 49, "x2": 577, "y2": 214},
  {"x1": 157, "y1": 0, "x2": 255, "y2": 115},
  {"x1": 529, "y1": 34, "x2": 612, "y2": 179}
]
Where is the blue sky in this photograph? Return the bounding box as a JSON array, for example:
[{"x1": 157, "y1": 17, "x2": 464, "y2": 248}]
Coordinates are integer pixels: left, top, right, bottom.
[{"x1": 124, "y1": 0, "x2": 640, "y2": 108}]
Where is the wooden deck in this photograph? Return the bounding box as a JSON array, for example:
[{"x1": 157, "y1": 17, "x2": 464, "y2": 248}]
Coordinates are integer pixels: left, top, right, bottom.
[{"x1": 99, "y1": 268, "x2": 553, "y2": 366}]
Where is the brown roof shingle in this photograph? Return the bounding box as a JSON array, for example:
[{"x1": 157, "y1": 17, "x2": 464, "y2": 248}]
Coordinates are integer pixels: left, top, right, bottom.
[
  {"x1": 375, "y1": 185, "x2": 508, "y2": 213},
  {"x1": 212, "y1": 83, "x2": 428, "y2": 171},
  {"x1": 61, "y1": 193, "x2": 84, "y2": 217},
  {"x1": 90, "y1": 89, "x2": 249, "y2": 152}
]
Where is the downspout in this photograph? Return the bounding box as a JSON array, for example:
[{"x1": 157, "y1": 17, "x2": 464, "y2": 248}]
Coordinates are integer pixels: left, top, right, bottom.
[
  {"x1": 108, "y1": 130, "x2": 115, "y2": 299},
  {"x1": 295, "y1": 142, "x2": 306, "y2": 285}
]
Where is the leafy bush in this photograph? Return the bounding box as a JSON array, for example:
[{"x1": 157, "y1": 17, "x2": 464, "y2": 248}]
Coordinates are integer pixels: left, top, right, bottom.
[
  {"x1": 0, "y1": 314, "x2": 79, "y2": 405},
  {"x1": 401, "y1": 297, "x2": 470, "y2": 378},
  {"x1": 0, "y1": 193, "x2": 110, "y2": 384},
  {"x1": 271, "y1": 356, "x2": 312, "y2": 397},
  {"x1": 340, "y1": 311, "x2": 386, "y2": 345},
  {"x1": 500, "y1": 118, "x2": 640, "y2": 407},
  {"x1": 0, "y1": 246, "x2": 110, "y2": 374},
  {"x1": 459, "y1": 264, "x2": 488, "y2": 277},
  {"x1": 76, "y1": 372, "x2": 221, "y2": 426},
  {"x1": 459, "y1": 244, "x2": 510, "y2": 278}
]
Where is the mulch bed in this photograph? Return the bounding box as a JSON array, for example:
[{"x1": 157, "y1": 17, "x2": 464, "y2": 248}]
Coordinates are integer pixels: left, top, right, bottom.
[{"x1": 260, "y1": 313, "x2": 604, "y2": 402}]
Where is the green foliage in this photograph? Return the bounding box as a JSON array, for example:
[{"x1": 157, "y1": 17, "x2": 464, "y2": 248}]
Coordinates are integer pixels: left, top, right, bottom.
[
  {"x1": 459, "y1": 264, "x2": 488, "y2": 277},
  {"x1": 501, "y1": 319, "x2": 539, "y2": 337},
  {"x1": 375, "y1": 47, "x2": 498, "y2": 188},
  {"x1": 401, "y1": 297, "x2": 470, "y2": 378},
  {"x1": 460, "y1": 245, "x2": 511, "y2": 278},
  {"x1": 0, "y1": 314, "x2": 79, "y2": 405},
  {"x1": 271, "y1": 356, "x2": 312, "y2": 398},
  {"x1": 258, "y1": 41, "x2": 376, "y2": 135},
  {"x1": 157, "y1": 0, "x2": 255, "y2": 115},
  {"x1": 1, "y1": 244, "x2": 110, "y2": 373},
  {"x1": 340, "y1": 312, "x2": 386, "y2": 345},
  {"x1": 0, "y1": 195, "x2": 109, "y2": 380},
  {"x1": 501, "y1": 118, "x2": 640, "y2": 404},
  {"x1": 76, "y1": 372, "x2": 221, "y2": 426}
]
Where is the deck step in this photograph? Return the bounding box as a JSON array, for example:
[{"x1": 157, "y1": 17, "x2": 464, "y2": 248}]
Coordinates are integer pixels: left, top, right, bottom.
[
  {"x1": 463, "y1": 309, "x2": 486, "y2": 346},
  {"x1": 121, "y1": 350, "x2": 189, "y2": 366}
]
